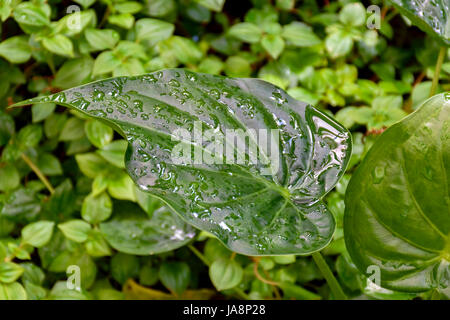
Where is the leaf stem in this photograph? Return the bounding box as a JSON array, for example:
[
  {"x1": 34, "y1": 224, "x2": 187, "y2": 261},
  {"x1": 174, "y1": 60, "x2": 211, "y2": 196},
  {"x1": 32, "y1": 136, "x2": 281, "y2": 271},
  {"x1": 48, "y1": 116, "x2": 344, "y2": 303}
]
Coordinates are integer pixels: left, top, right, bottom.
[
  {"x1": 188, "y1": 244, "x2": 250, "y2": 300},
  {"x1": 188, "y1": 244, "x2": 210, "y2": 266},
  {"x1": 21, "y1": 153, "x2": 55, "y2": 194},
  {"x1": 311, "y1": 251, "x2": 347, "y2": 300},
  {"x1": 430, "y1": 46, "x2": 446, "y2": 97}
]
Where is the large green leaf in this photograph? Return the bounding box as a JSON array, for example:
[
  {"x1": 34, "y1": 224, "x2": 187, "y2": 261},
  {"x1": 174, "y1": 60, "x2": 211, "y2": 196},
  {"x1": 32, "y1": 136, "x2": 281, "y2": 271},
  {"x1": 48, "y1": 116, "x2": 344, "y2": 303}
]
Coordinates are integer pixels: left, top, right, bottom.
[
  {"x1": 388, "y1": 0, "x2": 450, "y2": 46},
  {"x1": 13, "y1": 69, "x2": 352, "y2": 256},
  {"x1": 344, "y1": 92, "x2": 450, "y2": 292}
]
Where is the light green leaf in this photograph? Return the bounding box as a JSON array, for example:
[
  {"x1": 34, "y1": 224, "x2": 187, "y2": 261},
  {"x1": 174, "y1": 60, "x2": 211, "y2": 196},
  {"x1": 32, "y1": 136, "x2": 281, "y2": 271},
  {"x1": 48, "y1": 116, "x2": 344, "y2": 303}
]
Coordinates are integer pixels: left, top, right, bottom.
[
  {"x1": 97, "y1": 140, "x2": 127, "y2": 168},
  {"x1": 59, "y1": 117, "x2": 85, "y2": 141},
  {"x1": 228, "y1": 22, "x2": 262, "y2": 43},
  {"x1": 32, "y1": 103, "x2": 55, "y2": 122},
  {"x1": 135, "y1": 18, "x2": 174, "y2": 44},
  {"x1": 0, "y1": 262, "x2": 24, "y2": 283},
  {"x1": 339, "y1": 3, "x2": 366, "y2": 27},
  {"x1": 115, "y1": 1, "x2": 142, "y2": 14},
  {"x1": 0, "y1": 35, "x2": 31, "y2": 63},
  {"x1": 108, "y1": 13, "x2": 135, "y2": 29},
  {"x1": 261, "y1": 34, "x2": 284, "y2": 59},
  {"x1": 93, "y1": 51, "x2": 121, "y2": 76},
  {"x1": 84, "y1": 29, "x2": 120, "y2": 51},
  {"x1": 325, "y1": 30, "x2": 353, "y2": 59},
  {"x1": 13, "y1": 2, "x2": 49, "y2": 33},
  {"x1": 22, "y1": 221, "x2": 55, "y2": 248},
  {"x1": 195, "y1": 0, "x2": 225, "y2": 12},
  {"x1": 42, "y1": 34, "x2": 74, "y2": 57},
  {"x1": 282, "y1": 22, "x2": 321, "y2": 47},
  {"x1": 81, "y1": 192, "x2": 112, "y2": 224},
  {"x1": 58, "y1": 220, "x2": 92, "y2": 243},
  {"x1": 85, "y1": 120, "x2": 113, "y2": 148},
  {"x1": 0, "y1": 282, "x2": 27, "y2": 300}
]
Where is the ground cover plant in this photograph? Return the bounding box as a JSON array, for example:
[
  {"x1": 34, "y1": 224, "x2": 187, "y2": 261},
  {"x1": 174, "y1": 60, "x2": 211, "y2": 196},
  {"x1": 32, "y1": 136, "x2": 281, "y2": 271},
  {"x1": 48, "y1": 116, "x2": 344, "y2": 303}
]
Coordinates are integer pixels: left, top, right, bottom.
[{"x1": 0, "y1": 0, "x2": 449, "y2": 300}]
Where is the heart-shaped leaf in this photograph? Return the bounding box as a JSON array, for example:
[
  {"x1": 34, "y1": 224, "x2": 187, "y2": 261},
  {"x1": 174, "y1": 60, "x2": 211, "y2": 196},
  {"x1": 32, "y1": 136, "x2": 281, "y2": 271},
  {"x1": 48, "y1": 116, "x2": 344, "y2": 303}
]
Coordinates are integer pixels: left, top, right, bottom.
[
  {"x1": 14, "y1": 69, "x2": 352, "y2": 256},
  {"x1": 344, "y1": 92, "x2": 450, "y2": 292},
  {"x1": 388, "y1": 0, "x2": 450, "y2": 46}
]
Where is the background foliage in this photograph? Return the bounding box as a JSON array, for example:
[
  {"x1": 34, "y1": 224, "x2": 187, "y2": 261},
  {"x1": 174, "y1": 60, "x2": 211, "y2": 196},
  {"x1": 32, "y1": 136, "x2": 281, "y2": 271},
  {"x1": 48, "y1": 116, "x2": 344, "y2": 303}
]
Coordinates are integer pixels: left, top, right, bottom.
[{"x1": 0, "y1": 0, "x2": 448, "y2": 300}]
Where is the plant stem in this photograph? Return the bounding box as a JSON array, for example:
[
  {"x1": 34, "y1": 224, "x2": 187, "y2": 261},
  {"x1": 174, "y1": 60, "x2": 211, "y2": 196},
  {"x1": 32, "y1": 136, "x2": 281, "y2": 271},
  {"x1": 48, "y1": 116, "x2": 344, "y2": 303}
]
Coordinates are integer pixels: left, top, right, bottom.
[
  {"x1": 188, "y1": 244, "x2": 250, "y2": 300},
  {"x1": 430, "y1": 46, "x2": 446, "y2": 97},
  {"x1": 21, "y1": 153, "x2": 55, "y2": 194},
  {"x1": 188, "y1": 244, "x2": 210, "y2": 266},
  {"x1": 311, "y1": 251, "x2": 347, "y2": 300}
]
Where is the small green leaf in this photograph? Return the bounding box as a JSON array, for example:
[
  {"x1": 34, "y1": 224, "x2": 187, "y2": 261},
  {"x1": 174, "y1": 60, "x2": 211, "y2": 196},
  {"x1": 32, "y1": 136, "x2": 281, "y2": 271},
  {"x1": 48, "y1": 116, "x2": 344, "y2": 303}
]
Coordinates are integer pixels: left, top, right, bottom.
[
  {"x1": 37, "y1": 152, "x2": 63, "y2": 176},
  {"x1": 53, "y1": 56, "x2": 94, "y2": 89},
  {"x1": 85, "y1": 230, "x2": 111, "y2": 257},
  {"x1": 85, "y1": 120, "x2": 113, "y2": 148},
  {"x1": 93, "y1": 51, "x2": 121, "y2": 76},
  {"x1": 135, "y1": 18, "x2": 174, "y2": 44},
  {"x1": 75, "y1": 153, "x2": 111, "y2": 178},
  {"x1": 261, "y1": 34, "x2": 284, "y2": 59},
  {"x1": 58, "y1": 220, "x2": 92, "y2": 243},
  {"x1": 209, "y1": 258, "x2": 243, "y2": 291},
  {"x1": 163, "y1": 36, "x2": 203, "y2": 65},
  {"x1": 17, "y1": 124, "x2": 42, "y2": 148},
  {"x1": 32, "y1": 103, "x2": 56, "y2": 122},
  {"x1": 97, "y1": 140, "x2": 127, "y2": 168},
  {"x1": 22, "y1": 221, "x2": 55, "y2": 248},
  {"x1": 225, "y1": 56, "x2": 251, "y2": 77},
  {"x1": 84, "y1": 29, "x2": 120, "y2": 51},
  {"x1": 325, "y1": 29, "x2": 353, "y2": 59},
  {"x1": 228, "y1": 22, "x2": 262, "y2": 43},
  {"x1": 0, "y1": 282, "x2": 27, "y2": 300},
  {"x1": 107, "y1": 171, "x2": 136, "y2": 201},
  {"x1": 111, "y1": 253, "x2": 139, "y2": 284},
  {"x1": 81, "y1": 192, "x2": 112, "y2": 224},
  {"x1": 159, "y1": 261, "x2": 190, "y2": 295},
  {"x1": 115, "y1": 1, "x2": 143, "y2": 14},
  {"x1": 0, "y1": 163, "x2": 20, "y2": 192},
  {"x1": 0, "y1": 262, "x2": 25, "y2": 283},
  {"x1": 42, "y1": 34, "x2": 74, "y2": 57},
  {"x1": 108, "y1": 13, "x2": 135, "y2": 29},
  {"x1": 339, "y1": 3, "x2": 366, "y2": 27},
  {"x1": 0, "y1": 35, "x2": 32, "y2": 64},
  {"x1": 13, "y1": 2, "x2": 49, "y2": 33},
  {"x1": 59, "y1": 117, "x2": 85, "y2": 141},
  {"x1": 195, "y1": 0, "x2": 225, "y2": 12},
  {"x1": 282, "y1": 22, "x2": 321, "y2": 47}
]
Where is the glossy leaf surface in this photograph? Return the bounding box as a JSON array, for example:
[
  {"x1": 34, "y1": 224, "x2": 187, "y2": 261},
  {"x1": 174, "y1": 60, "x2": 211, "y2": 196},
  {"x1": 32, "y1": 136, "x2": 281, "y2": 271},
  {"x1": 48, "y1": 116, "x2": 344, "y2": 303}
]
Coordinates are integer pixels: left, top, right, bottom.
[
  {"x1": 388, "y1": 0, "x2": 449, "y2": 45},
  {"x1": 14, "y1": 69, "x2": 352, "y2": 256},
  {"x1": 345, "y1": 93, "x2": 450, "y2": 292}
]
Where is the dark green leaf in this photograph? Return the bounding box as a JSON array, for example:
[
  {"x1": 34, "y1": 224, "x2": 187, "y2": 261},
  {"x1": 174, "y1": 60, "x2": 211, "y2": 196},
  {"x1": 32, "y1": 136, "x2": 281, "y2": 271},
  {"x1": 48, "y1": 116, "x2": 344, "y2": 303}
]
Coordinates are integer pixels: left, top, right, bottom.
[
  {"x1": 159, "y1": 261, "x2": 190, "y2": 295},
  {"x1": 345, "y1": 93, "x2": 450, "y2": 292}
]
